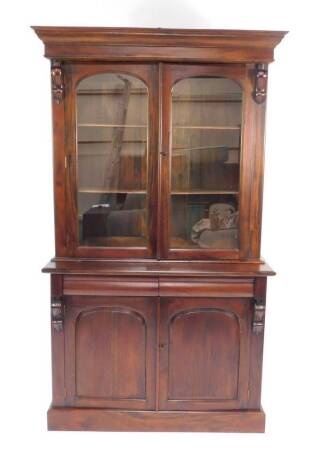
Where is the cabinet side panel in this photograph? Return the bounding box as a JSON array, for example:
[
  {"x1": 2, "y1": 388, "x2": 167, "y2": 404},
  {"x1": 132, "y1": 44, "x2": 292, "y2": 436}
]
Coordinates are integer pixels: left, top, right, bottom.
[
  {"x1": 241, "y1": 64, "x2": 267, "y2": 258},
  {"x1": 51, "y1": 274, "x2": 65, "y2": 405},
  {"x1": 51, "y1": 63, "x2": 68, "y2": 256},
  {"x1": 250, "y1": 96, "x2": 266, "y2": 258},
  {"x1": 248, "y1": 277, "x2": 267, "y2": 407}
]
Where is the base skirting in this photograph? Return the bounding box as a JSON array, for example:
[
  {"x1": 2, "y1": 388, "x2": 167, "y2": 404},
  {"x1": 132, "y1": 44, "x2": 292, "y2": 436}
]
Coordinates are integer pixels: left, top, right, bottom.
[{"x1": 47, "y1": 407, "x2": 265, "y2": 432}]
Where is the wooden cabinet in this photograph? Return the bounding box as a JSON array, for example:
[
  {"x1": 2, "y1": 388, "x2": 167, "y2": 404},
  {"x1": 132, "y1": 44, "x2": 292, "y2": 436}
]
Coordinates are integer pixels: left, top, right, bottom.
[{"x1": 34, "y1": 26, "x2": 286, "y2": 432}]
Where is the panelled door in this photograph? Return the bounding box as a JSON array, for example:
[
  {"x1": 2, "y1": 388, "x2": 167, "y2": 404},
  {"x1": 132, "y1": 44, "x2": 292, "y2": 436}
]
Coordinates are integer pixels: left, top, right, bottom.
[
  {"x1": 159, "y1": 63, "x2": 253, "y2": 260},
  {"x1": 64, "y1": 63, "x2": 159, "y2": 259},
  {"x1": 61, "y1": 294, "x2": 252, "y2": 411},
  {"x1": 158, "y1": 297, "x2": 252, "y2": 410},
  {"x1": 64, "y1": 296, "x2": 157, "y2": 409},
  {"x1": 62, "y1": 62, "x2": 256, "y2": 261}
]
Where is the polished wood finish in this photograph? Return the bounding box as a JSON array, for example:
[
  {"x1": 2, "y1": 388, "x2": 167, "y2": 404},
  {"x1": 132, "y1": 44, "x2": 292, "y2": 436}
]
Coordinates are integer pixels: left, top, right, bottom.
[
  {"x1": 34, "y1": 26, "x2": 285, "y2": 432},
  {"x1": 64, "y1": 296, "x2": 156, "y2": 409},
  {"x1": 160, "y1": 63, "x2": 247, "y2": 259},
  {"x1": 65, "y1": 62, "x2": 158, "y2": 259},
  {"x1": 34, "y1": 27, "x2": 286, "y2": 261},
  {"x1": 48, "y1": 408, "x2": 265, "y2": 432},
  {"x1": 249, "y1": 277, "x2": 267, "y2": 407},
  {"x1": 64, "y1": 275, "x2": 158, "y2": 296},
  {"x1": 32, "y1": 26, "x2": 286, "y2": 63},
  {"x1": 43, "y1": 258, "x2": 275, "y2": 277},
  {"x1": 159, "y1": 298, "x2": 251, "y2": 411},
  {"x1": 158, "y1": 277, "x2": 254, "y2": 297},
  {"x1": 50, "y1": 275, "x2": 65, "y2": 405}
]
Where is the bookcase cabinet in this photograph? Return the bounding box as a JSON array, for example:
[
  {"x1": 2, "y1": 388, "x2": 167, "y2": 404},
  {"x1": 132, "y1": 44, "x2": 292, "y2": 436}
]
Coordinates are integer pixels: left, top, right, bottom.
[{"x1": 33, "y1": 26, "x2": 286, "y2": 432}]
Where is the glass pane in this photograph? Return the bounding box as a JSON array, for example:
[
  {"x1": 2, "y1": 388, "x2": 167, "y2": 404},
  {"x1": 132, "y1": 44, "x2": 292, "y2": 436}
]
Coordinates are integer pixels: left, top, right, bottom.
[
  {"x1": 77, "y1": 73, "x2": 148, "y2": 247},
  {"x1": 170, "y1": 77, "x2": 242, "y2": 250}
]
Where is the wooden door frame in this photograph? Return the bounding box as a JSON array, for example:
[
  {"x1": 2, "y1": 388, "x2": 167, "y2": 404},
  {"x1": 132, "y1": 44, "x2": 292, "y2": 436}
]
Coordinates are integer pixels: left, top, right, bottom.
[
  {"x1": 158, "y1": 297, "x2": 251, "y2": 411},
  {"x1": 159, "y1": 62, "x2": 261, "y2": 260},
  {"x1": 64, "y1": 295, "x2": 157, "y2": 409},
  {"x1": 63, "y1": 62, "x2": 159, "y2": 258}
]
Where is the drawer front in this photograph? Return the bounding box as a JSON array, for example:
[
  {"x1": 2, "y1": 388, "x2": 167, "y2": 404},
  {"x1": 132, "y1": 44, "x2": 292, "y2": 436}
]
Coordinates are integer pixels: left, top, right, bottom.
[
  {"x1": 64, "y1": 275, "x2": 158, "y2": 296},
  {"x1": 64, "y1": 275, "x2": 254, "y2": 297},
  {"x1": 159, "y1": 277, "x2": 254, "y2": 297}
]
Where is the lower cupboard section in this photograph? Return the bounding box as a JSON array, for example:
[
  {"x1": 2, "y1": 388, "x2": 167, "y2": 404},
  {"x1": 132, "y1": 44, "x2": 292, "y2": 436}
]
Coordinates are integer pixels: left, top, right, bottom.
[{"x1": 51, "y1": 293, "x2": 264, "y2": 415}]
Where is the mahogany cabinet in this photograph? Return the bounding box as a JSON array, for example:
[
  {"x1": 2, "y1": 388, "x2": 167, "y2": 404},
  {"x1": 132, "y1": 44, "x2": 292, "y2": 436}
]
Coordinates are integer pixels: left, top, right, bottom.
[{"x1": 33, "y1": 26, "x2": 286, "y2": 432}]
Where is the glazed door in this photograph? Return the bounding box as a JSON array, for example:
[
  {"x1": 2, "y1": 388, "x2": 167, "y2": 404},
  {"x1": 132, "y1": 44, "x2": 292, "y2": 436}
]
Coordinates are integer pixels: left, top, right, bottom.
[
  {"x1": 159, "y1": 298, "x2": 251, "y2": 410},
  {"x1": 159, "y1": 63, "x2": 253, "y2": 260},
  {"x1": 64, "y1": 296, "x2": 157, "y2": 409},
  {"x1": 64, "y1": 63, "x2": 158, "y2": 258}
]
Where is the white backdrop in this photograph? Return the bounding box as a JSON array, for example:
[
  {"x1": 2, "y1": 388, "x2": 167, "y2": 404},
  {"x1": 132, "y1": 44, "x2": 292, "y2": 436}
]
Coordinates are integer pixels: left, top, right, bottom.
[{"x1": 1, "y1": 1, "x2": 320, "y2": 469}]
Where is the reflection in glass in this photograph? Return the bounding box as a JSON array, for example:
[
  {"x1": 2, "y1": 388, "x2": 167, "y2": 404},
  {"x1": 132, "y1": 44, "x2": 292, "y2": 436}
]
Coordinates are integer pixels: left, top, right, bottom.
[
  {"x1": 76, "y1": 73, "x2": 148, "y2": 247},
  {"x1": 170, "y1": 77, "x2": 242, "y2": 250}
]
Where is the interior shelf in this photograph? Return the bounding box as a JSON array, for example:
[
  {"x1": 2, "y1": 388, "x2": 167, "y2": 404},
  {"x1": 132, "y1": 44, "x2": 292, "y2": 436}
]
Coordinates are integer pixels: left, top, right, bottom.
[
  {"x1": 172, "y1": 145, "x2": 239, "y2": 152},
  {"x1": 173, "y1": 95, "x2": 242, "y2": 103},
  {"x1": 77, "y1": 90, "x2": 241, "y2": 103},
  {"x1": 173, "y1": 125, "x2": 241, "y2": 130},
  {"x1": 170, "y1": 236, "x2": 238, "y2": 249},
  {"x1": 78, "y1": 154, "x2": 145, "y2": 158},
  {"x1": 78, "y1": 124, "x2": 239, "y2": 130},
  {"x1": 78, "y1": 144, "x2": 237, "y2": 150},
  {"x1": 79, "y1": 188, "x2": 146, "y2": 194},
  {"x1": 171, "y1": 190, "x2": 239, "y2": 195},
  {"x1": 78, "y1": 124, "x2": 147, "y2": 128},
  {"x1": 81, "y1": 236, "x2": 146, "y2": 247},
  {"x1": 78, "y1": 89, "x2": 147, "y2": 96},
  {"x1": 78, "y1": 140, "x2": 147, "y2": 144}
]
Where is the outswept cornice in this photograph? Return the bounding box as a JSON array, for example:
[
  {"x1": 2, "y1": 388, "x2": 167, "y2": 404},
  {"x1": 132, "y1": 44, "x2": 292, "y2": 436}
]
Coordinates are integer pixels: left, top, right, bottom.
[{"x1": 32, "y1": 26, "x2": 287, "y2": 63}]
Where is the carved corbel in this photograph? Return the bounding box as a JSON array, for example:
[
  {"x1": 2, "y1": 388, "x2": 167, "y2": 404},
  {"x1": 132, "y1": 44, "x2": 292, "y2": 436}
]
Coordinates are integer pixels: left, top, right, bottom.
[
  {"x1": 51, "y1": 297, "x2": 64, "y2": 331},
  {"x1": 253, "y1": 64, "x2": 268, "y2": 104},
  {"x1": 252, "y1": 303, "x2": 265, "y2": 334},
  {"x1": 51, "y1": 60, "x2": 64, "y2": 104}
]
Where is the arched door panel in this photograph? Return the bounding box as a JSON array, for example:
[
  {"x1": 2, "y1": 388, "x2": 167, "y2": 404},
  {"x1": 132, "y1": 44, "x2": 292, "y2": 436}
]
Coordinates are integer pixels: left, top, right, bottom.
[
  {"x1": 64, "y1": 296, "x2": 156, "y2": 409},
  {"x1": 64, "y1": 63, "x2": 158, "y2": 258},
  {"x1": 159, "y1": 297, "x2": 251, "y2": 410}
]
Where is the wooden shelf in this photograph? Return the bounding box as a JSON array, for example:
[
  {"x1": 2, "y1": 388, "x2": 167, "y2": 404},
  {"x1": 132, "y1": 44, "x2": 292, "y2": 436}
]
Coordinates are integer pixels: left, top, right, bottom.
[
  {"x1": 79, "y1": 188, "x2": 146, "y2": 194},
  {"x1": 78, "y1": 89, "x2": 147, "y2": 96},
  {"x1": 78, "y1": 154, "x2": 145, "y2": 158},
  {"x1": 78, "y1": 140, "x2": 147, "y2": 144},
  {"x1": 79, "y1": 189, "x2": 237, "y2": 196},
  {"x1": 78, "y1": 124, "x2": 238, "y2": 130},
  {"x1": 81, "y1": 236, "x2": 146, "y2": 247},
  {"x1": 173, "y1": 125, "x2": 240, "y2": 130},
  {"x1": 77, "y1": 91, "x2": 241, "y2": 103},
  {"x1": 173, "y1": 95, "x2": 242, "y2": 103},
  {"x1": 78, "y1": 124, "x2": 147, "y2": 128},
  {"x1": 172, "y1": 145, "x2": 239, "y2": 152},
  {"x1": 170, "y1": 237, "x2": 196, "y2": 249},
  {"x1": 172, "y1": 190, "x2": 239, "y2": 195},
  {"x1": 170, "y1": 237, "x2": 238, "y2": 249}
]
